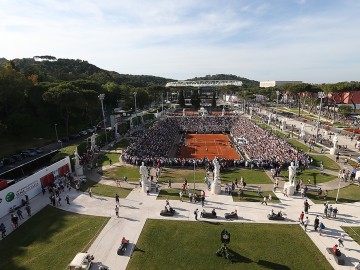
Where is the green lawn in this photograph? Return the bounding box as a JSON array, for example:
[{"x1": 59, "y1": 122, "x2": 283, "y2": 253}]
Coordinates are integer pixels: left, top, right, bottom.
[
  {"x1": 310, "y1": 154, "x2": 341, "y2": 171},
  {"x1": 96, "y1": 153, "x2": 121, "y2": 166},
  {"x1": 100, "y1": 166, "x2": 140, "y2": 181},
  {"x1": 286, "y1": 139, "x2": 311, "y2": 152},
  {"x1": 342, "y1": 226, "x2": 360, "y2": 245},
  {"x1": 79, "y1": 179, "x2": 132, "y2": 198},
  {"x1": 127, "y1": 220, "x2": 331, "y2": 270},
  {"x1": 221, "y1": 169, "x2": 272, "y2": 184},
  {"x1": 160, "y1": 167, "x2": 206, "y2": 183},
  {"x1": 279, "y1": 169, "x2": 335, "y2": 184},
  {"x1": 0, "y1": 206, "x2": 109, "y2": 270},
  {"x1": 306, "y1": 184, "x2": 360, "y2": 204},
  {"x1": 157, "y1": 188, "x2": 203, "y2": 201},
  {"x1": 111, "y1": 139, "x2": 130, "y2": 150},
  {"x1": 232, "y1": 190, "x2": 280, "y2": 203}
]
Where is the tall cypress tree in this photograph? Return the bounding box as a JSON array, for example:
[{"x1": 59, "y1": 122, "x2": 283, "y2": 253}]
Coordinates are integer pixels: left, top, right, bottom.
[
  {"x1": 178, "y1": 89, "x2": 185, "y2": 108},
  {"x1": 211, "y1": 91, "x2": 216, "y2": 107},
  {"x1": 191, "y1": 89, "x2": 201, "y2": 108}
]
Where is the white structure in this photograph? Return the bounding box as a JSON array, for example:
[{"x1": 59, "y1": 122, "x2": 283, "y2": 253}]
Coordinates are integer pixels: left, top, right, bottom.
[
  {"x1": 139, "y1": 162, "x2": 151, "y2": 193},
  {"x1": 90, "y1": 133, "x2": 97, "y2": 152},
  {"x1": 300, "y1": 123, "x2": 306, "y2": 139},
  {"x1": 74, "y1": 147, "x2": 84, "y2": 176},
  {"x1": 330, "y1": 134, "x2": 339, "y2": 155},
  {"x1": 283, "y1": 162, "x2": 297, "y2": 196},
  {"x1": 166, "y1": 80, "x2": 242, "y2": 88},
  {"x1": 0, "y1": 157, "x2": 71, "y2": 219},
  {"x1": 211, "y1": 158, "x2": 221, "y2": 194},
  {"x1": 260, "y1": 81, "x2": 302, "y2": 88}
]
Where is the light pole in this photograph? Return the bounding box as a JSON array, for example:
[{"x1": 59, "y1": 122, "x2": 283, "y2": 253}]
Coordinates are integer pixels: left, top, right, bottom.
[
  {"x1": 315, "y1": 92, "x2": 326, "y2": 143},
  {"x1": 275, "y1": 90, "x2": 280, "y2": 123},
  {"x1": 54, "y1": 124, "x2": 59, "y2": 142},
  {"x1": 98, "y1": 94, "x2": 108, "y2": 145},
  {"x1": 193, "y1": 160, "x2": 196, "y2": 192}
]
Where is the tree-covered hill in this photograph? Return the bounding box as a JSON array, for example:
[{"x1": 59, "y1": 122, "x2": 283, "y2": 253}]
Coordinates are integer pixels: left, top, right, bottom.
[{"x1": 189, "y1": 74, "x2": 259, "y2": 88}]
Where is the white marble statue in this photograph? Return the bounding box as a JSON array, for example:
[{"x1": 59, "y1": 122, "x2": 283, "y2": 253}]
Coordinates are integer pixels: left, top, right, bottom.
[
  {"x1": 90, "y1": 133, "x2": 97, "y2": 152},
  {"x1": 300, "y1": 123, "x2": 305, "y2": 138},
  {"x1": 288, "y1": 161, "x2": 297, "y2": 185},
  {"x1": 182, "y1": 108, "x2": 185, "y2": 117},
  {"x1": 222, "y1": 107, "x2": 225, "y2": 116},
  {"x1": 139, "y1": 162, "x2": 150, "y2": 193},
  {"x1": 211, "y1": 157, "x2": 221, "y2": 194},
  {"x1": 74, "y1": 147, "x2": 84, "y2": 176},
  {"x1": 333, "y1": 134, "x2": 338, "y2": 149}
]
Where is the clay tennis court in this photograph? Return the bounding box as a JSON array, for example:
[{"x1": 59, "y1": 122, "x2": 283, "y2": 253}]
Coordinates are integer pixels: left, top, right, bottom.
[{"x1": 178, "y1": 134, "x2": 240, "y2": 160}]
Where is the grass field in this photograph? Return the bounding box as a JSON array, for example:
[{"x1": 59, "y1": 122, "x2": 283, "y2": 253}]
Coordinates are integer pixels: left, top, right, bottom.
[
  {"x1": 79, "y1": 179, "x2": 132, "y2": 198},
  {"x1": 287, "y1": 139, "x2": 311, "y2": 152},
  {"x1": 310, "y1": 154, "x2": 341, "y2": 171},
  {"x1": 221, "y1": 169, "x2": 272, "y2": 184},
  {"x1": 342, "y1": 226, "x2": 360, "y2": 245},
  {"x1": 0, "y1": 206, "x2": 109, "y2": 270},
  {"x1": 160, "y1": 167, "x2": 206, "y2": 183},
  {"x1": 306, "y1": 184, "x2": 360, "y2": 204},
  {"x1": 96, "y1": 153, "x2": 121, "y2": 166},
  {"x1": 127, "y1": 219, "x2": 331, "y2": 270},
  {"x1": 157, "y1": 188, "x2": 203, "y2": 201},
  {"x1": 100, "y1": 165, "x2": 140, "y2": 181},
  {"x1": 279, "y1": 169, "x2": 335, "y2": 184},
  {"x1": 232, "y1": 190, "x2": 280, "y2": 203}
]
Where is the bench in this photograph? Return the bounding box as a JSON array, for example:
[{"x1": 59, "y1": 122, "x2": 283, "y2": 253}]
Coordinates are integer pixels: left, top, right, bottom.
[
  {"x1": 201, "y1": 211, "x2": 217, "y2": 219},
  {"x1": 267, "y1": 214, "x2": 285, "y2": 221},
  {"x1": 160, "y1": 208, "x2": 176, "y2": 216},
  {"x1": 117, "y1": 240, "x2": 129, "y2": 255},
  {"x1": 224, "y1": 213, "x2": 238, "y2": 219},
  {"x1": 326, "y1": 248, "x2": 345, "y2": 265}
]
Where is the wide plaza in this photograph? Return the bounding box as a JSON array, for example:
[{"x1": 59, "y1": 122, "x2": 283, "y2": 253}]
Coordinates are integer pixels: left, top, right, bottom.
[{"x1": 0, "y1": 111, "x2": 359, "y2": 270}]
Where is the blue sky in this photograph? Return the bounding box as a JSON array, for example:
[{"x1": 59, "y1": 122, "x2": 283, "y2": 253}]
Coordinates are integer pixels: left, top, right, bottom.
[{"x1": 1, "y1": 0, "x2": 359, "y2": 83}]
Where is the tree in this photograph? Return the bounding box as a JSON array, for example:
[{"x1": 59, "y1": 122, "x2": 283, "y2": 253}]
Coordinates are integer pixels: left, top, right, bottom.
[
  {"x1": 43, "y1": 84, "x2": 84, "y2": 137},
  {"x1": 178, "y1": 89, "x2": 185, "y2": 108},
  {"x1": 338, "y1": 105, "x2": 353, "y2": 116},
  {"x1": 190, "y1": 89, "x2": 201, "y2": 108}
]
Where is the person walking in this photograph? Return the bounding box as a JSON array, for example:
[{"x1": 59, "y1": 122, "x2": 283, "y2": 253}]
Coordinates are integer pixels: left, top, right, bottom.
[
  {"x1": 304, "y1": 199, "x2": 310, "y2": 214},
  {"x1": 303, "y1": 216, "x2": 310, "y2": 231},
  {"x1": 65, "y1": 195, "x2": 70, "y2": 205},
  {"x1": 115, "y1": 205, "x2": 119, "y2": 218},
  {"x1": 109, "y1": 159, "x2": 112, "y2": 166},
  {"x1": 299, "y1": 211, "x2": 305, "y2": 225},
  {"x1": 201, "y1": 191, "x2": 205, "y2": 207},
  {"x1": 194, "y1": 208, "x2": 199, "y2": 220},
  {"x1": 0, "y1": 223, "x2": 6, "y2": 238},
  {"x1": 56, "y1": 196, "x2": 61, "y2": 207},
  {"x1": 25, "y1": 204, "x2": 31, "y2": 216},
  {"x1": 261, "y1": 196, "x2": 267, "y2": 205},
  {"x1": 179, "y1": 191, "x2": 183, "y2": 202},
  {"x1": 314, "y1": 215, "x2": 320, "y2": 231},
  {"x1": 89, "y1": 188, "x2": 92, "y2": 197},
  {"x1": 338, "y1": 233, "x2": 345, "y2": 247},
  {"x1": 115, "y1": 194, "x2": 120, "y2": 205},
  {"x1": 17, "y1": 208, "x2": 24, "y2": 220}
]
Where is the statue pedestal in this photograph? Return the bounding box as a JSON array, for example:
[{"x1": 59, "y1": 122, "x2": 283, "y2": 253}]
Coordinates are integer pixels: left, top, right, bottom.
[
  {"x1": 283, "y1": 182, "x2": 295, "y2": 197},
  {"x1": 329, "y1": 148, "x2": 337, "y2": 155},
  {"x1": 355, "y1": 171, "x2": 360, "y2": 181},
  {"x1": 211, "y1": 182, "x2": 221, "y2": 195},
  {"x1": 75, "y1": 166, "x2": 84, "y2": 176},
  {"x1": 142, "y1": 180, "x2": 151, "y2": 193}
]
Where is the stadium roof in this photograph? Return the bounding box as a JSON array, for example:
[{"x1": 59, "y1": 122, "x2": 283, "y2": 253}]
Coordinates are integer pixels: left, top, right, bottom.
[{"x1": 165, "y1": 80, "x2": 242, "y2": 87}]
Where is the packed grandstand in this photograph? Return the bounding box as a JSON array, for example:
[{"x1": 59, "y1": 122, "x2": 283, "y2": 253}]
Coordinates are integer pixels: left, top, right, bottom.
[{"x1": 121, "y1": 116, "x2": 309, "y2": 168}]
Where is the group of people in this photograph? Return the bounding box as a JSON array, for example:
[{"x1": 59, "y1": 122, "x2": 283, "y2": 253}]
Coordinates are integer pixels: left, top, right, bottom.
[{"x1": 122, "y1": 116, "x2": 308, "y2": 169}]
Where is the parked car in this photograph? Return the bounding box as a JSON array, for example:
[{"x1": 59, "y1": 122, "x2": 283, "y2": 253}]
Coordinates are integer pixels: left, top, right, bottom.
[
  {"x1": 79, "y1": 130, "x2": 88, "y2": 136},
  {"x1": 87, "y1": 128, "x2": 95, "y2": 134},
  {"x1": 2, "y1": 157, "x2": 16, "y2": 165},
  {"x1": 69, "y1": 134, "x2": 80, "y2": 140},
  {"x1": 67, "y1": 253, "x2": 92, "y2": 270},
  {"x1": 11, "y1": 154, "x2": 23, "y2": 161},
  {"x1": 21, "y1": 150, "x2": 31, "y2": 158},
  {"x1": 28, "y1": 148, "x2": 43, "y2": 154}
]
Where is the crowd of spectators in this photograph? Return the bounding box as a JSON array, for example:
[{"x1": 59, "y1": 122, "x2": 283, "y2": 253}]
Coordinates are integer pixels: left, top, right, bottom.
[{"x1": 122, "y1": 116, "x2": 307, "y2": 168}]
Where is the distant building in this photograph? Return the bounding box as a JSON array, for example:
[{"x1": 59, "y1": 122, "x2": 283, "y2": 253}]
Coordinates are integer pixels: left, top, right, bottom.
[{"x1": 260, "y1": 81, "x2": 302, "y2": 88}]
